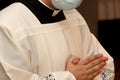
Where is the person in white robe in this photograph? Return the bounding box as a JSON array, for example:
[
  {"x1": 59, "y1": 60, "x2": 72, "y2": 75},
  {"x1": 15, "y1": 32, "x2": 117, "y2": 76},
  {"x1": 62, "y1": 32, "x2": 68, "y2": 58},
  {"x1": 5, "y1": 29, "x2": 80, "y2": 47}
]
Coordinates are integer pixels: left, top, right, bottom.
[{"x1": 0, "y1": 0, "x2": 115, "y2": 80}]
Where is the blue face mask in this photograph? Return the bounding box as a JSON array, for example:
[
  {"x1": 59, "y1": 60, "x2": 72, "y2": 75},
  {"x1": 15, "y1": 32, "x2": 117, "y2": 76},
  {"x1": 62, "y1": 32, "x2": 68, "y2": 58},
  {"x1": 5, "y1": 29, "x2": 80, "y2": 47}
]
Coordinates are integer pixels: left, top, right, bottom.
[{"x1": 51, "y1": 0, "x2": 83, "y2": 10}]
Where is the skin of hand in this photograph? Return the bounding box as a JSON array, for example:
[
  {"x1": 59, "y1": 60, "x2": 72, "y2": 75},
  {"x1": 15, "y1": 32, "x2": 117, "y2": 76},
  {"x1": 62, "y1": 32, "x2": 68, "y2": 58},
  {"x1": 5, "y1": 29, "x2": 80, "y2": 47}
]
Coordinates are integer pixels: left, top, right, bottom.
[{"x1": 66, "y1": 54, "x2": 108, "y2": 80}]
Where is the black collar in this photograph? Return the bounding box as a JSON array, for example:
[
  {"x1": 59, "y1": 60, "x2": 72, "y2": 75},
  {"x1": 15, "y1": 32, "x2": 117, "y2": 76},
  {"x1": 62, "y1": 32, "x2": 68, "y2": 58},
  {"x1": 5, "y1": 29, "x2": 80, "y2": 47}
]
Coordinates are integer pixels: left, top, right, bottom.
[{"x1": 15, "y1": 0, "x2": 66, "y2": 24}]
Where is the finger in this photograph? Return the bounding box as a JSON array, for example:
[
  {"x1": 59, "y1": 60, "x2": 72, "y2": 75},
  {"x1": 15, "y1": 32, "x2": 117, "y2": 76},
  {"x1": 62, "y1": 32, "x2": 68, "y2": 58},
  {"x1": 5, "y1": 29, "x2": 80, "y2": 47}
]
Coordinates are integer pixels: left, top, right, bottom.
[
  {"x1": 86, "y1": 56, "x2": 108, "y2": 70},
  {"x1": 86, "y1": 61, "x2": 106, "y2": 76},
  {"x1": 87, "y1": 69, "x2": 103, "y2": 80},
  {"x1": 72, "y1": 56, "x2": 80, "y2": 65},
  {"x1": 67, "y1": 56, "x2": 77, "y2": 64},
  {"x1": 82, "y1": 54, "x2": 103, "y2": 65},
  {"x1": 66, "y1": 56, "x2": 75, "y2": 69}
]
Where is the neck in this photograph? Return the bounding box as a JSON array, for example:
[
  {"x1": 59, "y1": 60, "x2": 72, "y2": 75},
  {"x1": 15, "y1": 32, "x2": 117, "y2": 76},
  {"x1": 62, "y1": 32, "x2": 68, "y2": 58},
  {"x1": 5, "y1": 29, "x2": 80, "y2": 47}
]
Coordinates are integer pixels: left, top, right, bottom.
[{"x1": 41, "y1": 0, "x2": 57, "y2": 10}]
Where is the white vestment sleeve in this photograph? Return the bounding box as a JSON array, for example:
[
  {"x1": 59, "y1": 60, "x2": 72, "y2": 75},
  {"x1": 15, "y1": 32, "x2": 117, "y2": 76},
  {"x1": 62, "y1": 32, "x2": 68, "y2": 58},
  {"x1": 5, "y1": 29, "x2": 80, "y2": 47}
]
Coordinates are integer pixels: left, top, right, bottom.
[
  {"x1": 39, "y1": 71, "x2": 76, "y2": 80},
  {"x1": 91, "y1": 34, "x2": 115, "y2": 80},
  {"x1": 76, "y1": 11, "x2": 115, "y2": 79},
  {"x1": 82, "y1": 32, "x2": 115, "y2": 80},
  {"x1": 0, "y1": 26, "x2": 76, "y2": 80}
]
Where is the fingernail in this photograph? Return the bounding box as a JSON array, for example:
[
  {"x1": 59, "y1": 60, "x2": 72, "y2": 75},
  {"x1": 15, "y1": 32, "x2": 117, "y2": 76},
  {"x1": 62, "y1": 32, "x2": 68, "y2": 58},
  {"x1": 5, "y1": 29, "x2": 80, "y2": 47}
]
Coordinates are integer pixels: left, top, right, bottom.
[
  {"x1": 104, "y1": 57, "x2": 108, "y2": 60},
  {"x1": 98, "y1": 54, "x2": 103, "y2": 57}
]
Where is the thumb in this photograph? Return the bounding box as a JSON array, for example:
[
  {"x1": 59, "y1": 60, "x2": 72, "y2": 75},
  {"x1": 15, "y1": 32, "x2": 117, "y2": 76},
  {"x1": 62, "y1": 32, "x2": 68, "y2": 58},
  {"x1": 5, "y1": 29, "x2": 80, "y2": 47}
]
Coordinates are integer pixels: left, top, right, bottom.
[
  {"x1": 72, "y1": 56, "x2": 80, "y2": 65},
  {"x1": 67, "y1": 56, "x2": 80, "y2": 65}
]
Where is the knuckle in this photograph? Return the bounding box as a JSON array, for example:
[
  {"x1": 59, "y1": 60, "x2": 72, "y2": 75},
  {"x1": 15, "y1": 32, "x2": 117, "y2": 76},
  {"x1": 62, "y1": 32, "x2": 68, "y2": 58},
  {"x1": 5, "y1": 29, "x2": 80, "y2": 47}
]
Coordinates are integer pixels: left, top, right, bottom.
[
  {"x1": 99, "y1": 62, "x2": 106, "y2": 68},
  {"x1": 91, "y1": 68, "x2": 97, "y2": 72},
  {"x1": 91, "y1": 61, "x2": 96, "y2": 66}
]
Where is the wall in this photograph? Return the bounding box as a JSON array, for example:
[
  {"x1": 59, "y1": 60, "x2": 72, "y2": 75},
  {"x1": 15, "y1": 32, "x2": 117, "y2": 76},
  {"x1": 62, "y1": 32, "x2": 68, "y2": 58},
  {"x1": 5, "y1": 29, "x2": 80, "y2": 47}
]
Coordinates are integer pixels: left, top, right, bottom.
[
  {"x1": 98, "y1": 0, "x2": 120, "y2": 20},
  {"x1": 97, "y1": 0, "x2": 120, "y2": 58}
]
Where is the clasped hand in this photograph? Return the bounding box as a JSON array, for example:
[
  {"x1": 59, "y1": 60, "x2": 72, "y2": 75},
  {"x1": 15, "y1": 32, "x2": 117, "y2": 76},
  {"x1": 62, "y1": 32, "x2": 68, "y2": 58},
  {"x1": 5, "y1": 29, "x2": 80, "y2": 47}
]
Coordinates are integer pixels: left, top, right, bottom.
[{"x1": 66, "y1": 54, "x2": 108, "y2": 80}]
